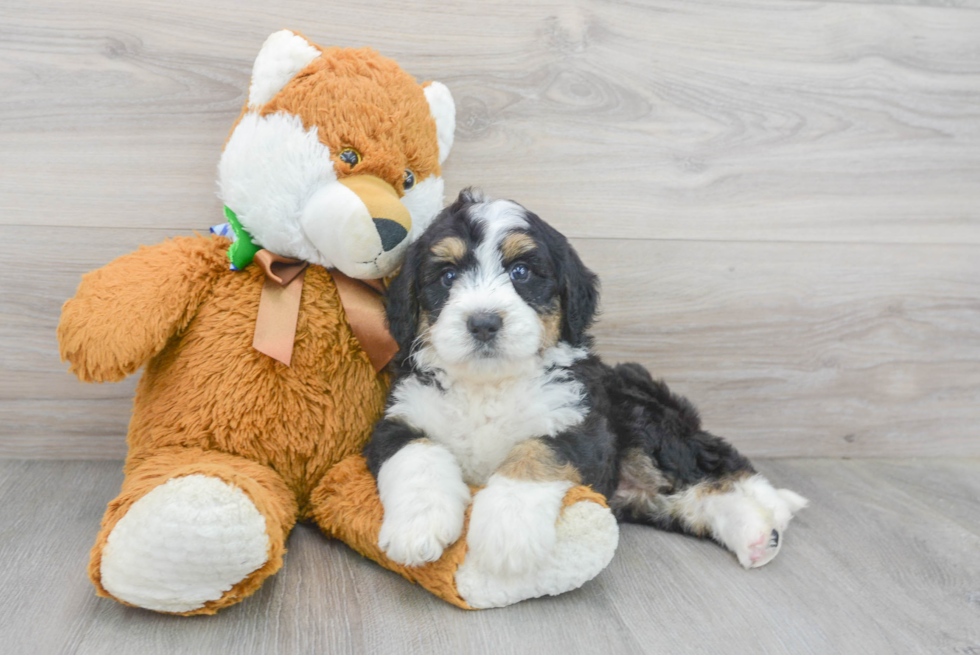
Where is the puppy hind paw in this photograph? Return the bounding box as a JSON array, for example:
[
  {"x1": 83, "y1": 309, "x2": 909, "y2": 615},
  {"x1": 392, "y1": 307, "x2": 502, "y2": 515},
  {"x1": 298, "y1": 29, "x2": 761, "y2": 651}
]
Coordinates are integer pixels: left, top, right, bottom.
[
  {"x1": 744, "y1": 475, "x2": 808, "y2": 525},
  {"x1": 777, "y1": 488, "x2": 809, "y2": 515},
  {"x1": 740, "y1": 527, "x2": 782, "y2": 569},
  {"x1": 709, "y1": 475, "x2": 809, "y2": 569}
]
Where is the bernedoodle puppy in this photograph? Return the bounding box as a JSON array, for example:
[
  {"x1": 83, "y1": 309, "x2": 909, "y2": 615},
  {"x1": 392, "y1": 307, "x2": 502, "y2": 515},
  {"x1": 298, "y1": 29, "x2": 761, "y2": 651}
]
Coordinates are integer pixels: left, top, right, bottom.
[{"x1": 365, "y1": 189, "x2": 808, "y2": 577}]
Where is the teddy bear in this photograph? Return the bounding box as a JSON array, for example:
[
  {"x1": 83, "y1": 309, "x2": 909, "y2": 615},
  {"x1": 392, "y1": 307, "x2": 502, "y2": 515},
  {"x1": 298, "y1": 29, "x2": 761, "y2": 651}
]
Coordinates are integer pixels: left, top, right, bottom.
[{"x1": 57, "y1": 29, "x2": 619, "y2": 614}]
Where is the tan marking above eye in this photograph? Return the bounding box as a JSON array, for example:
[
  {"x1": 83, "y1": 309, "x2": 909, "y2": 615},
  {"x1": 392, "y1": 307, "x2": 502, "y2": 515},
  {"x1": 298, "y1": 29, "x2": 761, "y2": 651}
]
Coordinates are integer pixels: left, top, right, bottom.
[
  {"x1": 501, "y1": 232, "x2": 537, "y2": 261},
  {"x1": 430, "y1": 236, "x2": 467, "y2": 263}
]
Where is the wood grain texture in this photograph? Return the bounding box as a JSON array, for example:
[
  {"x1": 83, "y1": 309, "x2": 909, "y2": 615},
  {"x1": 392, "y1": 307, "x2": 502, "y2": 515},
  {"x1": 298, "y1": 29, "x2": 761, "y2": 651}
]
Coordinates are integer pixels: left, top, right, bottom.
[
  {"x1": 0, "y1": 458, "x2": 977, "y2": 655},
  {"x1": 582, "y1": 238, "x2": 980, "y2": 457},
  {"x1": 3, "y1": 226, "x2": 978, "y2": 458},
  {"x1": 1, "y1": 0, "x2": 978, "y2": 458},
  {"x1": 818, "y1": 0, "x2": 980, "y2": 8},
  {"x1": 1, "y1": 0, "x2": 978, "y2": 243}
]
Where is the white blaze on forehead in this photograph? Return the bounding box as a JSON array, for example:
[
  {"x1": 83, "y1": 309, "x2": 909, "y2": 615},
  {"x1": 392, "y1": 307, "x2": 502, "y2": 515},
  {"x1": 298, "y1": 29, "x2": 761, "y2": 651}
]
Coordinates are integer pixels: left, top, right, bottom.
[
  {"x1": 469, "y1": 200, "x2": 530, "y2": 271},
  {"x1": 457, "y1": 198, "x2": 531, "y2": 300}
]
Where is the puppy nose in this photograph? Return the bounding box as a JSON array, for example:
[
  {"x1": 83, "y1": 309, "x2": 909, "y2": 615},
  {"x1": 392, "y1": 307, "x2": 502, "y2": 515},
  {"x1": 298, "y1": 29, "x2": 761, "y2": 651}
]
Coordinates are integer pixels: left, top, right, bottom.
[
  {"x1": 373, "y1": 218, "x2": 408, "y2": 252},
  {"x1": 467, "y1": 311, "x2": 503, "y2": 343}
]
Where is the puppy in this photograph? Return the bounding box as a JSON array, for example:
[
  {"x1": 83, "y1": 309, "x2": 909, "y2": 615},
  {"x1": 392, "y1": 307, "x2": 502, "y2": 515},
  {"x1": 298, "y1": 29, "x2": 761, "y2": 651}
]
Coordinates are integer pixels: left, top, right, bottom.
[{"x1": 365, "y1": 189, "x2": 808, "y2": 575}]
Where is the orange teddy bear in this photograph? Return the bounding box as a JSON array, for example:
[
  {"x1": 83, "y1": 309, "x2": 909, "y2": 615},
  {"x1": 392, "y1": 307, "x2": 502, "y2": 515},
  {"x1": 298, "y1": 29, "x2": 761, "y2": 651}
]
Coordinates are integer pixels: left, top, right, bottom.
[{"x1": 57, "y1": 30, "x2": 618, "y2": 614}]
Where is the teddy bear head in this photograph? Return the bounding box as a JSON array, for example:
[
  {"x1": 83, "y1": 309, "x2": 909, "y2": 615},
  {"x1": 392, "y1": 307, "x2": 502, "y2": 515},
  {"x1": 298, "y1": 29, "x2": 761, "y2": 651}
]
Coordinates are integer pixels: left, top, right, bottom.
[{"x1": 218, "y1": 30, "x2": 455, "y2": 279}]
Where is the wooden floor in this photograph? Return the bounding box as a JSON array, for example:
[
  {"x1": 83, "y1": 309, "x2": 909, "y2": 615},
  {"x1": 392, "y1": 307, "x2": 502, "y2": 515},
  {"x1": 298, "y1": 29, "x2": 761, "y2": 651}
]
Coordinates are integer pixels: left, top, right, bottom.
[
  {"x1": 1, "y1": 0, "x2": 978, "y2": 460},
  {"x1": 0, "y1": 458, "x2": 977, "y2": 655}
]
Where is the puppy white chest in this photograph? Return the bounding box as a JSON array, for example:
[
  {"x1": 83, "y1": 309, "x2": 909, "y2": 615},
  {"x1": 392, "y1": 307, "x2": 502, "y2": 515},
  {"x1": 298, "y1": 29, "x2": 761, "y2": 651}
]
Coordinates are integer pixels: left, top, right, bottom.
[{"x1": 387, "y1": 367, "x2": 587, "y2": 486}]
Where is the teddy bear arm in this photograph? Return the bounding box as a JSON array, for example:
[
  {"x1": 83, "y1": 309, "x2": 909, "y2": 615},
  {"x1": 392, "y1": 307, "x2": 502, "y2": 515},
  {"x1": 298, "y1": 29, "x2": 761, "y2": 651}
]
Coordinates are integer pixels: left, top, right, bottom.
[{"x1": 58, "y1": 236, "x2": 228, "y2": 383}]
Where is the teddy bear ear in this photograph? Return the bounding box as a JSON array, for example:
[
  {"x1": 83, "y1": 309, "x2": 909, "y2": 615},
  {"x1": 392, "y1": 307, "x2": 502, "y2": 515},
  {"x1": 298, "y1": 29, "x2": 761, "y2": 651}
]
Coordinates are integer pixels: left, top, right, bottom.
[
  {"x1": 423, "y1": 82, "x2": 456, "y2": 165},
  {"x1": 246, "y1": 30, "x2": 321, "y2": 110}
]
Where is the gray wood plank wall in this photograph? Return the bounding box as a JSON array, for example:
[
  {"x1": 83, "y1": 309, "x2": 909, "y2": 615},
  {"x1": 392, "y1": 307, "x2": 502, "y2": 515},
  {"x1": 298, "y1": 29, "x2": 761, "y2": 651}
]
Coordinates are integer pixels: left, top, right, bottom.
[{"x1": 1, "y1": 0, "x2": 978, "y2": 459}]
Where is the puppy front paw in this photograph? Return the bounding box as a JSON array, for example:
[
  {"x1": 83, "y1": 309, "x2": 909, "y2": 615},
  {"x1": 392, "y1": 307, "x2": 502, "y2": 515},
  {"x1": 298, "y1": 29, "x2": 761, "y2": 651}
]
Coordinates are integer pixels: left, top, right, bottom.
[
  {"x1": 379, "y1": 497, "x2": 467, "y2": 566},
  {"x1": 376, "y1": 442, "x2": 471, "y2": 567},
  {"x1": 466, "y1": 475, "x2": 572, "y2": 576}
]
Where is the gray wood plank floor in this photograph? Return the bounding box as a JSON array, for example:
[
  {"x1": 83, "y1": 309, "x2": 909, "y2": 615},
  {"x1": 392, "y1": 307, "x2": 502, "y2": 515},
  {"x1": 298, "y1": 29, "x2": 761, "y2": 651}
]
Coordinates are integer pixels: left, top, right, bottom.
[
  {"x1": 2, "y1": 0, "x2": 978, "y2": 460},
  {"x1": 1, "y1": 459, "x2": 977, "y2": 655}
]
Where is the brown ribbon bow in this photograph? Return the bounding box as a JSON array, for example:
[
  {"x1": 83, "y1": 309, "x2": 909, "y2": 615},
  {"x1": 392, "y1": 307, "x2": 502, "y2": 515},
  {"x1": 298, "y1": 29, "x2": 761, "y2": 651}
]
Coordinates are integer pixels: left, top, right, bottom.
[{"x1": 251, "y1": 250, "x2": 398, "y2": 371}]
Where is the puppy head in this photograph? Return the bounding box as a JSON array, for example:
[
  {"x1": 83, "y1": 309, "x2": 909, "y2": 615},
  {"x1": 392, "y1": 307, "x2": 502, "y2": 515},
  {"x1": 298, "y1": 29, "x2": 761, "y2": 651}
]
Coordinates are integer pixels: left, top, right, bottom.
[{"x1": 386, "y1": 189, "x2": 599, "y2": 378}]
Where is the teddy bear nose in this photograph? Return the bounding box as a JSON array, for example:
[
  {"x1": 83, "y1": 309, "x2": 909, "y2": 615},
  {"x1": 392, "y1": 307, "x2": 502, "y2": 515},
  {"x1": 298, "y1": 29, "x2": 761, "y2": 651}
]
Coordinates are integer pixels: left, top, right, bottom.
[{"x1": 373, "y1": 218, "x2": 408, "y2": 252}]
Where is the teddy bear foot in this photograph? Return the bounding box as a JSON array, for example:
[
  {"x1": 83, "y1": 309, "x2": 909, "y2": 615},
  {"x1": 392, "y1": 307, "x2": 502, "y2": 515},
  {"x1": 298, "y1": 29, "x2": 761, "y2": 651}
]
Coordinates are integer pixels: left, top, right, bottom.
[
  {"x1": 99, "y1": 475, "x2": 270, "y2": 613},
  {"x1": 454, "y1": 492, "x2": 620, "y2": 609}
]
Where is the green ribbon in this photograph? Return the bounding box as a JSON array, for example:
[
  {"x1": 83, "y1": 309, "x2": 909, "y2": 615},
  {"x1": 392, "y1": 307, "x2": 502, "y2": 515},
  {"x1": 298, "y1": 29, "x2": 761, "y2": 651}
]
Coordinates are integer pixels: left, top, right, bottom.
[{"x1": 224, "y1": 206, "x2": 261, "y2": 270}]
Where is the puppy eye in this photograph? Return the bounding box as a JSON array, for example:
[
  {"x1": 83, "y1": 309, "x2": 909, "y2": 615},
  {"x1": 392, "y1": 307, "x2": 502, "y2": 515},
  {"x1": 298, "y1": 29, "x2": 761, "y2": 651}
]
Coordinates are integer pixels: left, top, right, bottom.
[
  {"x1": 339, "y1": 148, "x2": 361, "y2": 168},
  {"x1": 509, "y1": 263, "x2": 530, "y2": 283},
  {"x1": 403, "y1": 169, "x2": 416, "y2": 191},
  {"x1": 441, "y1": 268, "x2": 457, "y2": 287}
]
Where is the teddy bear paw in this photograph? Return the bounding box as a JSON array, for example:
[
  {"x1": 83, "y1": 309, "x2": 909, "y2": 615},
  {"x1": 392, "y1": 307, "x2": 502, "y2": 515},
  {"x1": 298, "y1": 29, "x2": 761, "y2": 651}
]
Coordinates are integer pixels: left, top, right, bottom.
[{"x1": 99, "y1": 475, "x2": 269, "y2": 613}]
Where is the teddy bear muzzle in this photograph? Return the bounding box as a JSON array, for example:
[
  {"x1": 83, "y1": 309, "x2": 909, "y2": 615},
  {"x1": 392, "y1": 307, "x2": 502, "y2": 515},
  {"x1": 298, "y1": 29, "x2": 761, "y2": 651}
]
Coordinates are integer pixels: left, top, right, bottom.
[{"x1": 301, "y1": 174, "x2": 412, "y2": 279}]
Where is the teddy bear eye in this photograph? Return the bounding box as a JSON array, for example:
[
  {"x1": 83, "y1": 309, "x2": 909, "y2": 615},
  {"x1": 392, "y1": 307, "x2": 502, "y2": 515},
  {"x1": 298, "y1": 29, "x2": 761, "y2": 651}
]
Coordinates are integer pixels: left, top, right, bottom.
[
  {"x1": 403, "y1": 169, "x2": 416, "y2": 191},
  {"x1": 339, "y1": 148, "x2": 361, "y2": 168}
]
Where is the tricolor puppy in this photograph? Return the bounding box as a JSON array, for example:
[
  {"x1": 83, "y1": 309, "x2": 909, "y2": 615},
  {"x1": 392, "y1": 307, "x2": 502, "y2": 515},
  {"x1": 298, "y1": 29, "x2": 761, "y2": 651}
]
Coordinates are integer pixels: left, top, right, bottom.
[{"x1": 365, "y1": 189, "x2": 808, "y2": 575}]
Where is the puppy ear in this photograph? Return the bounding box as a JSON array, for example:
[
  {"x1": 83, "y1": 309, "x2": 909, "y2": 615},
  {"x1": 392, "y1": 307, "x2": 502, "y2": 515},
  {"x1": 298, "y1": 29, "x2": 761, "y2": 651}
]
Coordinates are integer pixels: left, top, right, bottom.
[
  {"x1": 557, "y1": 237, "x2": 599, "y2": 347},
  {"x1": 384, "y1": 239, "x2": 423, "y2": 364}
]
